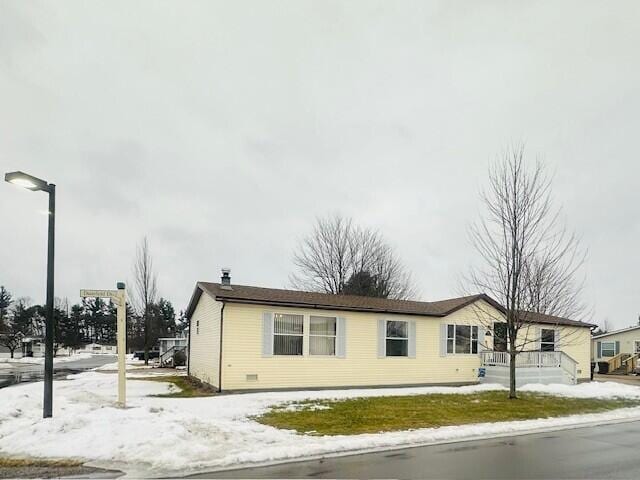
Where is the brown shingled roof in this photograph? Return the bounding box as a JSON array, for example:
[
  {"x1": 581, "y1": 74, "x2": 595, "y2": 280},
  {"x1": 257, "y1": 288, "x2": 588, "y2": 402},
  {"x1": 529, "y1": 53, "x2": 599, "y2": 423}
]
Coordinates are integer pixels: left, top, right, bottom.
[
  {"x1": 516, "y1": 310, "x2": 596, "y2": 328},
  {"x1": 195, "y1": 282, "x2": 490, "y2": 317},
  {"x1": 186, "y1": 282, "x2": 594, "y2": 328}
]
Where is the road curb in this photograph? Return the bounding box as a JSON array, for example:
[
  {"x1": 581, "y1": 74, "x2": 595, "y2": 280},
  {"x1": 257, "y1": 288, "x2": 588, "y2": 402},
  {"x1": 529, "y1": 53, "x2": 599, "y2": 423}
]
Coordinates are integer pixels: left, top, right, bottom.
[{"x1": 185, "y1": 414, "x2": 640, "y2": 477}]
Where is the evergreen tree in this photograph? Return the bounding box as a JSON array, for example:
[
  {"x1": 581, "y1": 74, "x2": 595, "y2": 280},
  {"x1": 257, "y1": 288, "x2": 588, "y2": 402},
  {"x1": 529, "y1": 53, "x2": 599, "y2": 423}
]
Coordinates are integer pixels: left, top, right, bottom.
[
  {"x1": 0, "y1": 287, "x2": 20, "y2": 357},
  {"x1": 62, "y1": 304, "x2": 85, "y2": 350},
  {"x1": 0, "y1": 286, "x2": 12, "y2": 331},
  {"x1": 175, "y1": 309, "x2": 188, "y2": 335},
  {"x1": 342, "y1": 271, "x2": 389, "y2": 298},
  {"x1": 0, "y1": 298, "x2": 36, "y2": 358},
  {"x1": 12, "y1": 298, "x2": 37, "y2": 337},
  {"x1": 156, "y1": 298, "x2": 176, "y2": 337}
]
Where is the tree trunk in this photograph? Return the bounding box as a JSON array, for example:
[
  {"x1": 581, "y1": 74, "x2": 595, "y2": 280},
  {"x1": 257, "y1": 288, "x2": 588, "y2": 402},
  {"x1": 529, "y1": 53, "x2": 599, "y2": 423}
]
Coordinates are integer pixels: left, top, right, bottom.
[
  {"x1": 144, "y1": 309, "x2": 149, "y2": 365},
  {"x1": 509, "y1": 349, "x2": 517, "y2": 399},
  {"x1": 10, "y1": 349, "x2": 14, "y2": 359}
]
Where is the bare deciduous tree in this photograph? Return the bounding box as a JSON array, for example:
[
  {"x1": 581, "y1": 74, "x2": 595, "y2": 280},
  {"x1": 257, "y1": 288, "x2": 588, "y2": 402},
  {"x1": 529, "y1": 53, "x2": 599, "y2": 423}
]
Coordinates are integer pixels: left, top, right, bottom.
[
  {"x1": 290, "y1": 214, "x2": 416, "y2": 300},
  {"x1": 133, "y1": 237, "x2": 158, "y2": 365},
  {"x1": 594, "y1": 318, "x2": 612, "y2": 335},
  {"x1": 467, "y1": 145, "x2": 588, "y2": 398}
]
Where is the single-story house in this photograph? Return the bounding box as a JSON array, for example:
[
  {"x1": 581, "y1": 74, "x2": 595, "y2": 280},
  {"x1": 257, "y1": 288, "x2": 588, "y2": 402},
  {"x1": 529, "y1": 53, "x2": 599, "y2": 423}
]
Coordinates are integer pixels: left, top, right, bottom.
[
  {"x1": 77, "y1": 343, "x2": 117, "y2": 354},
  {"x1": 158, "y1": 336, "x2": 188, "y2": 367},
  {"x1": 22, "y1": 337, "x2": 45, "y2": 357},
  {"x1": 592, "y1": 326, "x2": 640, "y2": 373},
  {"x1": 592, "y1": 326, "x2": 640, "y2": 360},
  {"x1": 158, "y1": 337, "x2": 188, "y2": 357},
  {"x1": 186, "y1": 271, "x2": 594, "y2": 392}
]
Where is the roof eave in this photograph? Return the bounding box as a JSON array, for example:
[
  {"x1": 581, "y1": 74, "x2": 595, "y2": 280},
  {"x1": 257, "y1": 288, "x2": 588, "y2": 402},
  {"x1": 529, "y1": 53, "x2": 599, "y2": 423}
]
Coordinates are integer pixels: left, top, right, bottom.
[{"x1": 215, "y1": 296, "x2": 448, "y2": 317}]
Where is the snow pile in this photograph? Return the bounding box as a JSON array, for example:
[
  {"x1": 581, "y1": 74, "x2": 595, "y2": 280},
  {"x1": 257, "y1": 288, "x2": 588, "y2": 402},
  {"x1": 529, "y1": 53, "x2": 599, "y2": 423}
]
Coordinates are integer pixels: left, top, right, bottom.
[
  {"x1": 93, "y1": 355, "x2": 150, "y2": 372},
  {"x1": 1, "y1": 375, "x2": 640, "y2": 477},
  {"x1": 521, "y1": 381, "x2": 640, "y2": 399},
  {"x1": 0, "y1": 352, "x2": 94, "y2": 365}
]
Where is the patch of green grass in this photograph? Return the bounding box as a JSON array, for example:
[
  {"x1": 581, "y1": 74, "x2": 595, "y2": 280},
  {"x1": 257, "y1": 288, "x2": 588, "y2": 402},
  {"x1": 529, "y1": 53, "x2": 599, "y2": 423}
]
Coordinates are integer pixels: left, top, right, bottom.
[
  {"x1": 136, "y1": 375, "x2": 217, "y2": 397},
  {"x1": 256, "y1": 391, "x2": 640, "y2": 435}
]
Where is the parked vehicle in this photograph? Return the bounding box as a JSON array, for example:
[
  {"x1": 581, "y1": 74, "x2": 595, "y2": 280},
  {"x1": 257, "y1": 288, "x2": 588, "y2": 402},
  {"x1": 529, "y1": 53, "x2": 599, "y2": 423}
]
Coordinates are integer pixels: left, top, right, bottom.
[{"x1": 133, "y1": 350, "x2": 159, "y2": 360}]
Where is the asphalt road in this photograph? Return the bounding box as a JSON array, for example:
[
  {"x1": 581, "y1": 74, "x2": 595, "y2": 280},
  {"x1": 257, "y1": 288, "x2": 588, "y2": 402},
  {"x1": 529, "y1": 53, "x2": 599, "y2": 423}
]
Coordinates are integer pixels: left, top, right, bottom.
[
  {"x1": 0, "y1": 354, "x2": 116, "y2": 388},
  {"x1": 193, "y1": 420, "x2": 640, "y2": 479}
]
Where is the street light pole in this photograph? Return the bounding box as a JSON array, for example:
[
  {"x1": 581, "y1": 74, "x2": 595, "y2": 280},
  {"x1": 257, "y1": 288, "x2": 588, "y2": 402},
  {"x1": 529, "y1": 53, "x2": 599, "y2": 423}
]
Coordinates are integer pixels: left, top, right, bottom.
[
  {"x1": 4, "y1": 171, "x2": 56, "y2": 419},
  {"x1": 44, "y1": 184, "x2": 55, "y2": 418}
]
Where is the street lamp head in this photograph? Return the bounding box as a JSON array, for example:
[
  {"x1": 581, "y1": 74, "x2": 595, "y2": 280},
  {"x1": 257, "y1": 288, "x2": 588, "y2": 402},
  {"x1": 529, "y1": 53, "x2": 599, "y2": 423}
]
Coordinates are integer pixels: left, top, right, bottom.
[{"x1": 5, "y1": 171, "x2": 50, "y2": 192}]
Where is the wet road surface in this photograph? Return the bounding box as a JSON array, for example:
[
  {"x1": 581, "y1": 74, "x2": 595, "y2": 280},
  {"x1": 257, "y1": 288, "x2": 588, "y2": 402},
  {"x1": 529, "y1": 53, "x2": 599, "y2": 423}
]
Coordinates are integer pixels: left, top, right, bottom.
[
  {"x1": 0, "y1": 355, "x2": 116, "y2": 388},
  {"x1": 190, "y1": 420, "x2": 640, "y2": 479}
]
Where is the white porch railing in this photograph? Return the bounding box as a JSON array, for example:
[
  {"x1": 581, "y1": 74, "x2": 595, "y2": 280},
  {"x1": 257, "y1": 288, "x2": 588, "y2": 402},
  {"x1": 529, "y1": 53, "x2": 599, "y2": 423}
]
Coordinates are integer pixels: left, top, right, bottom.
[{"x1": 481, "y1": 350, "x2": 578, "y2": 381}]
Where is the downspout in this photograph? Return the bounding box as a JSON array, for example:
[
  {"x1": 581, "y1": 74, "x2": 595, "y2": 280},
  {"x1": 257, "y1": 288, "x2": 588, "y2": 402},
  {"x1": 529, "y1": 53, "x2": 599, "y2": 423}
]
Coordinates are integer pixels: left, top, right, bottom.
[
  {"x1": 218, "y1": 302, "x2": 225, "y2": 392},
  {"x1": 187, "y1": 305, "x2": 192, "y2": 377}
]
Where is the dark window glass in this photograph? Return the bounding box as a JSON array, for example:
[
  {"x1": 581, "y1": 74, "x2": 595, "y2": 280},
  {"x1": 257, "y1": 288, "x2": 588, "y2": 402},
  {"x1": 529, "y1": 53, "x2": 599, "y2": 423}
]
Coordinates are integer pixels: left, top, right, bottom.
[
  {"x1": 494, "y1": 323, "x2": 508, "y2": 352},
  {"x1": 455, "y1": 325, "x2": 471, "y2": 354},
  {"x1": 540, "y1": 328, "x2": 555, "y2": 352},
  {"x1": 386, "y1": 320, "x2": 408, "y2": 357},
  {"x1": 386, "y1": 339, "x2": 408, "y2": 356}
]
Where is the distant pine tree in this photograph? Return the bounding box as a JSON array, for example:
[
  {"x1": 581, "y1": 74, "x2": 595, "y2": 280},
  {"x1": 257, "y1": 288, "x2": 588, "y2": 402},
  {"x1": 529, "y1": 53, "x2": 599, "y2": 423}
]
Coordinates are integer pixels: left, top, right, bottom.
[
  {"x1": 0, "y1": 286, "x2": 12, "y2": 331},
  {"x1": 342, "y1": 271, "x2": 390, "y2": 298}
]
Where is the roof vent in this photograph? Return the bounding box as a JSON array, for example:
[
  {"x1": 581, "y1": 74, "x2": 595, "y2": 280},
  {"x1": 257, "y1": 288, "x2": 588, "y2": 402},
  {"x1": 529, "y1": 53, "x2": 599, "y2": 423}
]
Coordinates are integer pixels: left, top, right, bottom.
[{"x1": 221, "y1": 268, "x2": 232, "y2": 289}]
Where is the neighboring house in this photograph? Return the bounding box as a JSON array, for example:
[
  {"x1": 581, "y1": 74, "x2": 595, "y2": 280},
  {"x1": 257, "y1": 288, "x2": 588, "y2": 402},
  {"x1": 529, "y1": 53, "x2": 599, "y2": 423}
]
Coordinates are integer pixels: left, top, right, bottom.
[
  {"x1": 592, "y1": 326, "x2": 640, "y2": 364},
  {"x1": 158, "y1": 337, "x2": 188, "y2": 357},
  {"x1": 77, "y1": 343, "x2": 117, "y2": 354},
  {"x1": 22, "y1": 337, "x2": 45, "y2": 357},
  {"x1": 158, "y1": 336, "x2": 188, "y2": 367},
  {"x1": 186, "y1": 271, "x2": 594, "y2": 392}
]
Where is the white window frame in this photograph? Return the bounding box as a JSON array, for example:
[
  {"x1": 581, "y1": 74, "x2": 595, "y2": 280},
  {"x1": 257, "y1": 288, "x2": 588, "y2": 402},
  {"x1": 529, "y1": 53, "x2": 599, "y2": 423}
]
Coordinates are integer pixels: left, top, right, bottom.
[
  {"x1": 309, "y1": 315, "x2": 337, "y2": 356},
  {"x1": 273, "y1": 313, "x2": 304, "y2": 356},
  {"x1": 635, "y1": 341, "x2": 640, "y2": 354},
  {"x1": 385, "y1": 320, "x2": 409, "y2": 357},
  {"x1": 446, "y1": 324, "x2": 479, "y2": 354},
  {"x1": 601, "y1": 341, "x2": 616, "y2": 357},
  {"x1": 540, "y1": 328, "x2": 555, "y2": 352}
]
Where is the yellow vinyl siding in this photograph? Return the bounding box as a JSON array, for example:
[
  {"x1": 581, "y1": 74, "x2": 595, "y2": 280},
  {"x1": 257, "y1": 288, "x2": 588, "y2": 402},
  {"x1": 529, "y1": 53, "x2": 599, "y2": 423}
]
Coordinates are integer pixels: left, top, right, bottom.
[
  {"x1": 497, "y1": 323, "x2": 591, "y2": 380},
  {"x1": 220, "y1": 300, "x2": 500, "y2": 391},
  {"x1": 188, "y1": 293, "x2": 222, "y2": 388},
  {"x1": 560, "y1": 327, "x2": 591, "y2": 379},
  {"x1": 188, "y1": 294, "x2": 592, "y2": 390}
]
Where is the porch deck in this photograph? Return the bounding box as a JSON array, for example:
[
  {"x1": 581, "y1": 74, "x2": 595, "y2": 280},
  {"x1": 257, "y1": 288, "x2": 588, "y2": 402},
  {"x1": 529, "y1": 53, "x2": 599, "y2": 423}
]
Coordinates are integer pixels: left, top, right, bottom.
[{"x1": 480, "y1": 351, "x2": 578, "y2": 387}]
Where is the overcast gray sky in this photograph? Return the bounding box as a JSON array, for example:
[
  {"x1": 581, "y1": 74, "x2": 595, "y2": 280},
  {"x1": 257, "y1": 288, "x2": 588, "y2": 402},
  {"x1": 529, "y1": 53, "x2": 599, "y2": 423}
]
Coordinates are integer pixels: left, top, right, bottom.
[{"x1": 1, "y1": 1, "x2": 638, "y2": 329}]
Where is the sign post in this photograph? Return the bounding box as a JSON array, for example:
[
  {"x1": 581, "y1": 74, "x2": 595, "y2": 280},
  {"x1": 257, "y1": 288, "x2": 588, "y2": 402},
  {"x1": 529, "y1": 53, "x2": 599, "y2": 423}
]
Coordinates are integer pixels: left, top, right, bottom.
[{"x1": 80, "y1": 283, "x2": 127, "y2": 407}]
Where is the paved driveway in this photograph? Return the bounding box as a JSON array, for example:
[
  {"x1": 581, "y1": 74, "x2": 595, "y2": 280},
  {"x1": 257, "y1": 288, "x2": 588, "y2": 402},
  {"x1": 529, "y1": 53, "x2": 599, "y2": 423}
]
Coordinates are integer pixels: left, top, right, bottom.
[
  {"x1": 191, "y1": 420, "x2": 640, "y2": 479},
  {"x1": 594, "y1": 373, "x2": 640, "y2": 385}
]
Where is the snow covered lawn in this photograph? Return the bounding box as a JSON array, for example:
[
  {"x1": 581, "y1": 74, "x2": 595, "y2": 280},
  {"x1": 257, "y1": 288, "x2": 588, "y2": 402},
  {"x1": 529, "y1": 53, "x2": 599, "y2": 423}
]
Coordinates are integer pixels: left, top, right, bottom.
[
  {"x1": 0, "y1": 352, "x2": 94, "y2": 365},
  {"x1": 2, "y1": 375, "x2": 640, "y2": 478}
]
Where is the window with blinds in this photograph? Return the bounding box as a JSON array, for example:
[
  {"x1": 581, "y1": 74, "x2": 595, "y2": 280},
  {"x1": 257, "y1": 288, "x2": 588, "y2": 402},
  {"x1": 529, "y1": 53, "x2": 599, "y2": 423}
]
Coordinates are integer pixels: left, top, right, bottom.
[
  {"x1": 309, "y1": 316, "x2": 336, "y2": 355},
  {"x1": 273, "y1": 313, "x2": 304, "y2": 355}
]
